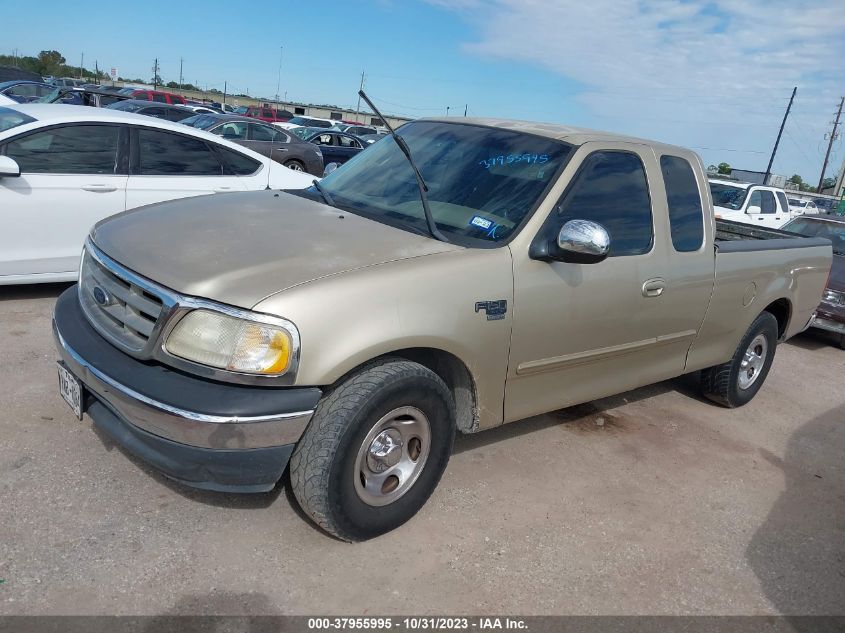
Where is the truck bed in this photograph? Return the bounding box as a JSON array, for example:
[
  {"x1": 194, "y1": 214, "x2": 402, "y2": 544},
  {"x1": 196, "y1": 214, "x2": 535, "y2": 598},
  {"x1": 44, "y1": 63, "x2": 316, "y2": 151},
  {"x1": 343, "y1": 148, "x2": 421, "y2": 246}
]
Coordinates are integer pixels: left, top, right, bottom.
[
  {"x1": 715, "y1": 218, "x2": 797, "y2": 242},
  {"x1": 714, "y1": 218, "x2": 830, "y2": 252}
]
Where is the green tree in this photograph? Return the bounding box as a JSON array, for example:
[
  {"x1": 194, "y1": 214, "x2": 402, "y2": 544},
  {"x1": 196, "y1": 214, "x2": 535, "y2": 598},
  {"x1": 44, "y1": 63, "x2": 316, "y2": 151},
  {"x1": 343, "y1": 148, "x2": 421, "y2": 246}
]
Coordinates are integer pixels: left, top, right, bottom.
[
  {"x1": 789, "y1": 174, "x2": 803, "y2": 186},
  {"x1": 36, "y1": 50, "x2": 66, "y2": 76},
  {"x1": 822, "y1": 177, "x2": 836, "y2": 191},
  {"x1": 717, "y1": 162, "x2": 731, "y2": 175},
  {"x1": 165, "y1": 81, "x2": 179, "y2": 89}
]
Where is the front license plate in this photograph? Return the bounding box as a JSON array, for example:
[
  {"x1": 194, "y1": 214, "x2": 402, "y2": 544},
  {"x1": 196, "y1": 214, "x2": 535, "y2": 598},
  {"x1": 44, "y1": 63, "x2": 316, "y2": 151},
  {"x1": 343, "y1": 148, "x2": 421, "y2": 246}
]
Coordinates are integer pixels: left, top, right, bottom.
[{"x1": 57, "y1": 362, "x2": 83, "y2": 420}]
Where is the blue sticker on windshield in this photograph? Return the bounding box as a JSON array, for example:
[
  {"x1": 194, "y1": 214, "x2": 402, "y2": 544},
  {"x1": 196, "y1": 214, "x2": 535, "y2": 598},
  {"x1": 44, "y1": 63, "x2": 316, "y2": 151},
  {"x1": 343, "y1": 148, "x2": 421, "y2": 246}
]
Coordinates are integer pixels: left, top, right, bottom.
[
  {"x1": 470, "y1": 215, "x2": 501, "y2": 240},
  {"x1": 470, "y1": 215, "x2": 493, "y2": 230}
]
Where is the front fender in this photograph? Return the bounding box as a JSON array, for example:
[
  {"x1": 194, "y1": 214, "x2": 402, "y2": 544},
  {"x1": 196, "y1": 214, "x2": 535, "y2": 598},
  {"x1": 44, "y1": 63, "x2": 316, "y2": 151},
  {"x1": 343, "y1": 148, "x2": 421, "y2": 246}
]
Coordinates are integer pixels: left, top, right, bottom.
[{"x1": 253, "y1": 247, "x2": 514, "y2": 429}]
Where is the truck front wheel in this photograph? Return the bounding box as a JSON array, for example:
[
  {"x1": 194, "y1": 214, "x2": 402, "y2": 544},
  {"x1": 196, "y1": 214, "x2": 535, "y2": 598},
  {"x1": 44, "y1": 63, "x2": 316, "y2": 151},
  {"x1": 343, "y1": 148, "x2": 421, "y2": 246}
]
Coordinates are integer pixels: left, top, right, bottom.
[
  {"x1": 290, "y1": 359, "x2": 456, "y2": 541},
  {"x1": 700, "y1": 311, "x2": 779, "y2": 408}
]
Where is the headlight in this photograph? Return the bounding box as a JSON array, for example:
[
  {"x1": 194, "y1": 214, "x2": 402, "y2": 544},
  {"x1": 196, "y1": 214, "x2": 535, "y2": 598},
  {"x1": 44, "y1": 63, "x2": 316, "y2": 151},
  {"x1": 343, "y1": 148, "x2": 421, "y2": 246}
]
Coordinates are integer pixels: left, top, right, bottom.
[
  {"x1": 823, "y1": 289, "x2": 845, "y2": 307},
  {"x1": 165, "y1": 309, "x2": 296, "y2": 375}
]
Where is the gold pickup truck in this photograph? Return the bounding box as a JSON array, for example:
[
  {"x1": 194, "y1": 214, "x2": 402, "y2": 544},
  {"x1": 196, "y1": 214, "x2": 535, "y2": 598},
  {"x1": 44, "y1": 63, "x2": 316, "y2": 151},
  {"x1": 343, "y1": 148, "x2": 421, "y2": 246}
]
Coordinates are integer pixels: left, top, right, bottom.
[{"x1": 52, "y1": 118, "x2": 832, "y2": 541}]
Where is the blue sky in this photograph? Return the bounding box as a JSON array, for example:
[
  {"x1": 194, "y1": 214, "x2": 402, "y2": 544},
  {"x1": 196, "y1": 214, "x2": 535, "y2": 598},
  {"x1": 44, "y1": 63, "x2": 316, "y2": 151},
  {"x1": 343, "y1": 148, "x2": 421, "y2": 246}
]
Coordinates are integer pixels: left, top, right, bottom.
[{"x1": 4, "y1": 0, "x2": 845, "y2": 182}]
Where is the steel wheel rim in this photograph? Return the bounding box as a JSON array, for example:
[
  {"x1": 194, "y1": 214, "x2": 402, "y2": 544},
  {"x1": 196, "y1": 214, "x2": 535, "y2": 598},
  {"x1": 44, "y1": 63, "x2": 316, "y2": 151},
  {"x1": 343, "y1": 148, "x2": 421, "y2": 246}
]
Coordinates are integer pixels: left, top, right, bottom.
[
  {"x1": 286, "y1": 162, "x2": 303, "y2": 171},
  {"x1": 353, "y1": 406, "x2": 431, "y2": 507},
  {"x1": 738, "y1": 334, "x2": 768, "y2": 390}
]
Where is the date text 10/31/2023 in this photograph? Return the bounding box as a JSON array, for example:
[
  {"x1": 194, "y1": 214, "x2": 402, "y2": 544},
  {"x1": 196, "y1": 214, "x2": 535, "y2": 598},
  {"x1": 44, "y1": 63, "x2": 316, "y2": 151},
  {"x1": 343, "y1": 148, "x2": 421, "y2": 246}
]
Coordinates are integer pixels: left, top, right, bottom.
[{"x1": 479, "y1": 154, "x2": 550, "y2": 169}]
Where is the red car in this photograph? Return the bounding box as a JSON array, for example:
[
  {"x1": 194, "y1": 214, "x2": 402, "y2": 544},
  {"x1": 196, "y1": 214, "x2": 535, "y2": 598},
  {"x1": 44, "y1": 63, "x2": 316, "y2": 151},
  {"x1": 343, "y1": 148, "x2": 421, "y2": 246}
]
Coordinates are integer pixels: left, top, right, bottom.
[
  {"x1": 120, "y1": 89, "x2": 186, "y2": 105},
  {"x1": 241, "y1": 104, "x2": 293, "y2": 124}
]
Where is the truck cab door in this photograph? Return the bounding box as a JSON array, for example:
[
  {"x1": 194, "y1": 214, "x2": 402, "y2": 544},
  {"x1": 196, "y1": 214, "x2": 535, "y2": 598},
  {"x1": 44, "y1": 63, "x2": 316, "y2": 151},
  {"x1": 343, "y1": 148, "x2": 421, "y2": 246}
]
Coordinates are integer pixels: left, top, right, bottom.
[
  {"x1": 504, "y1": 143, "x2": 711, "y2": 423},
  {"x1": 745, "y1": 189, "x2": 784, "y2": 228}
]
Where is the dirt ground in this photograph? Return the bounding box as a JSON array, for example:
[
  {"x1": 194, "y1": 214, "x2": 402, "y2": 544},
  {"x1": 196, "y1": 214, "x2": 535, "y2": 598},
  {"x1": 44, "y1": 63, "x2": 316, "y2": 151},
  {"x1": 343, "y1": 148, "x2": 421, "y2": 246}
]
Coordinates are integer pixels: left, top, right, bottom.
[{"x1": 0, "y1": 283, "x2": 843, "y2": 616}]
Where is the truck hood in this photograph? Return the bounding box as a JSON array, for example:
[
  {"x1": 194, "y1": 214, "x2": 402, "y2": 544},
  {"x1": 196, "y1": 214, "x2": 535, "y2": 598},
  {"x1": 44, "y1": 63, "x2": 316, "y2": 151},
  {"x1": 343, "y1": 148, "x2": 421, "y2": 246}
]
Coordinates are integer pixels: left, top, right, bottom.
[{"x1": 91, "y1": 190, "x2": 460, "y2": 308}]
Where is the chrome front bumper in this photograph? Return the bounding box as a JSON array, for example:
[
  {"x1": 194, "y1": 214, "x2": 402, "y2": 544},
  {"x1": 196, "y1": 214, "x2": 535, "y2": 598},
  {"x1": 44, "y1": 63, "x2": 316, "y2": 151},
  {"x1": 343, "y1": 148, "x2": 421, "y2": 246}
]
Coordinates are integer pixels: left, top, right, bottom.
[
  {"x1": 52, "y1": 286, "x2": 320, "y2": 452},
  {"x1": 55, "y1": 323, "x2": 314, "y2": 450}
]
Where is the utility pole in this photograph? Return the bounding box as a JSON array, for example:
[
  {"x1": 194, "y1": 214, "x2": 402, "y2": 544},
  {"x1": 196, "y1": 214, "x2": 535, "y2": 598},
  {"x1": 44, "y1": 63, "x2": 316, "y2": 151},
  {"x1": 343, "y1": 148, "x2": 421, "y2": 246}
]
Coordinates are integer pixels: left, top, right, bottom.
[
  {"x1": 817, "y1": 96, "x2": 844, "y2": 193},
  {"x1": 94, "y1": 60, "x2": 99, "y2": 84},
  {"x1": 355, "y1": 71, "x2": 365, "y2": 122},
  {"x1": 464, "y1": 104, "x2": 467, "y2": 117},
  {"x1": 764, "y1": 86, "x2": 796, "y2": 185},
  {"x1": 446, "y1": 106, "x2": 450, "y2": 116},
  {"x1": 179, "y1": 58, "x2": 183, "y2": 92},
  {"x1": 80, "y1": 52, "x2": 84, "y2": 79},
  {"x1": 152, "y1": 58, "x2": 159, "y2": 90},
  {"x1": 223, "y1": 81, "x2": 227, "y2": 106}
]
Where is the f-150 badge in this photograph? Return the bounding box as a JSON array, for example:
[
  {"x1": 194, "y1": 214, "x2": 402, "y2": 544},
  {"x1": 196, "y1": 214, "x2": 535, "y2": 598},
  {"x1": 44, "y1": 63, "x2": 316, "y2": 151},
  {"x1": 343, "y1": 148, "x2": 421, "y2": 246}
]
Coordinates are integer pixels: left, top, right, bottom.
[{"x1": 475, "y1": 300, "x2": 508, "y2": 321}]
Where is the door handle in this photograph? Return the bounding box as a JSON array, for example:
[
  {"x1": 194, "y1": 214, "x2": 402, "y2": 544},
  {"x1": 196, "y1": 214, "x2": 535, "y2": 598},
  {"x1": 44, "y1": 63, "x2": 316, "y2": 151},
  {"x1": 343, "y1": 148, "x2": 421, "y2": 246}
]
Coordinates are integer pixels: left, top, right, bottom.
[
  {"x1": 642, "y1": 278, "x2": 666, "y2": 298},
  {"x1": 82, "y1": 184, "x2": 117, "y2": 193},
  {"x1": 213, "y1": 187, "x2": 234, "y2": 193}
]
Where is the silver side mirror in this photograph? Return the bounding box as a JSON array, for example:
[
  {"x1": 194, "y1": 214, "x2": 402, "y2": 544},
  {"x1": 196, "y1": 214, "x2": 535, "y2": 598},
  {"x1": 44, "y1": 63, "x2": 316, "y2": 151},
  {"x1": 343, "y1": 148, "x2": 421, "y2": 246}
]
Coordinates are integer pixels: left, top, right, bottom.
[
  {"x1": 556, "y1": 219, "x2": 610, "y2": 263},
  {"x1": 0, "y1": 156, "x2": 21, "y2": 178},
  {"x1": 323, "y1": 162, "x2": 340, "y2": 177}
]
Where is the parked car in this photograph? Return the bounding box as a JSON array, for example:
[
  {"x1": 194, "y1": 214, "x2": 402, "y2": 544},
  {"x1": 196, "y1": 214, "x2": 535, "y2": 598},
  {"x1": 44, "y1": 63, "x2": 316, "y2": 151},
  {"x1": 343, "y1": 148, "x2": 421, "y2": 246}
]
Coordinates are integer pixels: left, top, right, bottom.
[
  {"x1": 0, "y1": 80, "x2": 56, "y2": 104},
  {"x1": 50, "y1": 77, "x2": 87, "y2": 89},
  {"x1": 0, "y1": 103, "x2": 314, "y2": 284},
  {"x1": 299, "y1": 129, "x2": 367, "y2": 165},
  {"x1": 118, "y1": 89, "x2": 186, "y2": 105},
  {"x1": 333, "y1": 123, "x2": 378, "y2": 136},
  {"x1": 50, "y1": 117, "x2": 831, "y2": 541},
  {"x1": 180, "y1": 113, "x2": 324, "y2": 175},
  {"x1": 241, "y1": 105, "x2": 293, "y2": 124},
  {"x1": 179, "y1": 103, "x2": 220, "y2": 115},
  {"x1": 781, "y1": 215, "x2": 845, "y2": 348},
  {"x1": 710, "y1": 179, "x2": 792, "y2": 228},
  {"x1": 38, "y1": 86, "x2": 130, "y2": 108},
  {"x1": 358, "y1": 133, "x2": 387, "y2": 145},
  {"x1": 813, "y1": 198, "x2": 838, "y2": 214},
  {"x1": 106, "y1": 99, "x2": 196, "y2": 122},
  {"x1": 274, "y1": 115, "x2": 334, "y2": 130},
  {"x1": 787, "y1": 198, "x2": 819, "y2": 215}
]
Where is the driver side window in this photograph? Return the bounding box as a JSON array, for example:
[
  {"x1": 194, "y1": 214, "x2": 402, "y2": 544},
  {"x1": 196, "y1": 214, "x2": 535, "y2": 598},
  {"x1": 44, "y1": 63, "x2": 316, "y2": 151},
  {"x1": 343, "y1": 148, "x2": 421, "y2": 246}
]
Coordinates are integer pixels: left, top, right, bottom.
[{"x1": 552, "y1": 150, "x2": 654, "y2": 256}]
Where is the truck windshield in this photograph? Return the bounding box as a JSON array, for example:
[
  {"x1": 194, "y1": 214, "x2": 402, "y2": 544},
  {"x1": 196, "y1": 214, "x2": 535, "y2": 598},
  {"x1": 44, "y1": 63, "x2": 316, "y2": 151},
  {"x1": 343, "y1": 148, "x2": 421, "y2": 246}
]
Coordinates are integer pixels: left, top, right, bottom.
[
  {"x1": 710, "y1": 182, "x2": 749, "y2": 210},
  {"x1": 309, "y1": 121, "x2": 572, "y2": 245}
]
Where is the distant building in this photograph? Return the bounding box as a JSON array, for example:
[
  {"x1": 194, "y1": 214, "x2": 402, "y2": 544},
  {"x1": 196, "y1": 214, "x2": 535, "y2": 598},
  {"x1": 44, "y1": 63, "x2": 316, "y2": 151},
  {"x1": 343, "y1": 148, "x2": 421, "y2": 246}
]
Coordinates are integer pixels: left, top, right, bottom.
[{"x1": 728, "y1": 169, "x2": 787, "y2": 188}]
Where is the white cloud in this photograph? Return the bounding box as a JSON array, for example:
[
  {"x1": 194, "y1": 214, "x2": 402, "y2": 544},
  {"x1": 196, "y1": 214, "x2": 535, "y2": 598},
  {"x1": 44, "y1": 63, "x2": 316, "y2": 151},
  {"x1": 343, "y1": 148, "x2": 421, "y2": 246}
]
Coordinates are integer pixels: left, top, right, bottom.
[{"x1": 429, "y1": 0, "x2": 845, "y2": 178}]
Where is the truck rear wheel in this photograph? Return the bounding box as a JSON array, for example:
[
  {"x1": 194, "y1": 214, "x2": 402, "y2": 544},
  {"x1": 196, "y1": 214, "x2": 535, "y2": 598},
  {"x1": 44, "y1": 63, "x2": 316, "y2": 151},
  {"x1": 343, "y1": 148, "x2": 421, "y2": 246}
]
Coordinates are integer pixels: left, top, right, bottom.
[
  {"x1": 290, "y1": 359, "x2": 456, "y2": 541},
  {"x1": 700, "y1": 311, "x2": 779, "y2": 408}
]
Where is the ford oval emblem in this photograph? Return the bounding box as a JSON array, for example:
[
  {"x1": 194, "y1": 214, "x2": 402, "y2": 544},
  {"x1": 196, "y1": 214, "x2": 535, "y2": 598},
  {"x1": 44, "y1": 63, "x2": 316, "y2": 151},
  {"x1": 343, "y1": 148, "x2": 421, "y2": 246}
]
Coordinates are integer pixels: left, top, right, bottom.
[{"x1": 92, "y1": 286, "x2": 110, "y2": 306}]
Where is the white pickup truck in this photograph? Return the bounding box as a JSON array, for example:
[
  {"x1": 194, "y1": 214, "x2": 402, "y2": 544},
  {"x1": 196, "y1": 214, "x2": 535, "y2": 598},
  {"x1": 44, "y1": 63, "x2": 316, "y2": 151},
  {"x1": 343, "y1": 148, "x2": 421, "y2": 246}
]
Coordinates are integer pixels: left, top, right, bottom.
[{"x1": 709, "y1": 179, "x2": 792, "y2": 229}]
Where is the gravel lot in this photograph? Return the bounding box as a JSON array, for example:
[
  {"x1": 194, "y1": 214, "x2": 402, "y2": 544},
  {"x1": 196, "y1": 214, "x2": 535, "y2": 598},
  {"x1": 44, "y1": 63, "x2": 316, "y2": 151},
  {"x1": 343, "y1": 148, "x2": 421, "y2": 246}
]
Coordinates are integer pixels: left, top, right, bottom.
[{"x1": 1, "y1": 283, "x2": 843, "y2": 616}]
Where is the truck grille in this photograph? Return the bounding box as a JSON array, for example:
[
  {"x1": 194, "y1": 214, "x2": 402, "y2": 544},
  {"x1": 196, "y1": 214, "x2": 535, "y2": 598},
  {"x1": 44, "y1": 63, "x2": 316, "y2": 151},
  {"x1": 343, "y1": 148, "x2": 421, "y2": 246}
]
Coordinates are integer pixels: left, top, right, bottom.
[{"x1": 78, "y1": 247, "x2": 167, "y2": 354}]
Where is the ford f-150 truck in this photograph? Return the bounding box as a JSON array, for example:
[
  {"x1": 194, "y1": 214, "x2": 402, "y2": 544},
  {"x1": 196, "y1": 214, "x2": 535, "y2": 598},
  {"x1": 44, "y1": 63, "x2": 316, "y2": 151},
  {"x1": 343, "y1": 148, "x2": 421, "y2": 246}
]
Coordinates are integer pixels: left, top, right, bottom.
[{"x1": 52, "y1": 118, "x2": 832, "y2": 541}]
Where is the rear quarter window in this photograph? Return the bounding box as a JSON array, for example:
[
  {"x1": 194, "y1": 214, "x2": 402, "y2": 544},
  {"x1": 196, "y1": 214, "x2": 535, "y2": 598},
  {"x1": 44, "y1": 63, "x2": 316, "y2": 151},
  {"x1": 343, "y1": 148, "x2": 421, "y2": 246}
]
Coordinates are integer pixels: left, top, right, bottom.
[{"x1": 660, "y1": 155, "x2": 705, "y2": 252}]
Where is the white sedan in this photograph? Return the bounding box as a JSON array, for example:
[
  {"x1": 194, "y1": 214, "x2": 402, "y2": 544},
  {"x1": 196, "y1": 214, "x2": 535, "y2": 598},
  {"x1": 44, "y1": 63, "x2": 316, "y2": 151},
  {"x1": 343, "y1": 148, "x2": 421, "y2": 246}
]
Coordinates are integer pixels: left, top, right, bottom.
[{"x1": 0, "y1": 103, "x2": 314, "y2": 284}]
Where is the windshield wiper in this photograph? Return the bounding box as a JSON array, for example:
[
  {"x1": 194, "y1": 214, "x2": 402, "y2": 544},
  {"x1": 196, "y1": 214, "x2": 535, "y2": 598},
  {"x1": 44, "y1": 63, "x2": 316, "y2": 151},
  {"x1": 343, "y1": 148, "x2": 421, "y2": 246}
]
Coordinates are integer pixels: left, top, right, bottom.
[
  {"x1": 357, "y1": 90, "x2": 448, "y2": 243},
  {"x1": 312, "y1": 179, "x2": 335, "y2": 207}
]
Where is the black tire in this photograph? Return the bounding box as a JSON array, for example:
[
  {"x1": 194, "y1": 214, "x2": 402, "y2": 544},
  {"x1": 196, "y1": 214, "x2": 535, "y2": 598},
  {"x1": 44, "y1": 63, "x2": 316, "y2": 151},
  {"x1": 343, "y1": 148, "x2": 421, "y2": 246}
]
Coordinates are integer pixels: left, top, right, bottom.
[
  {"x1": 701, "y1": 311, "x2": 779, "y2": 408},
  {"x1": 284, "y1": 159, "x2": 305, "y2": 172},
  {"x1": 290, "y1": 358, "x2": 456, "y2": 541},
  {"x1": 838, "y1": 333, "x2": 845, "y2": 350}
]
